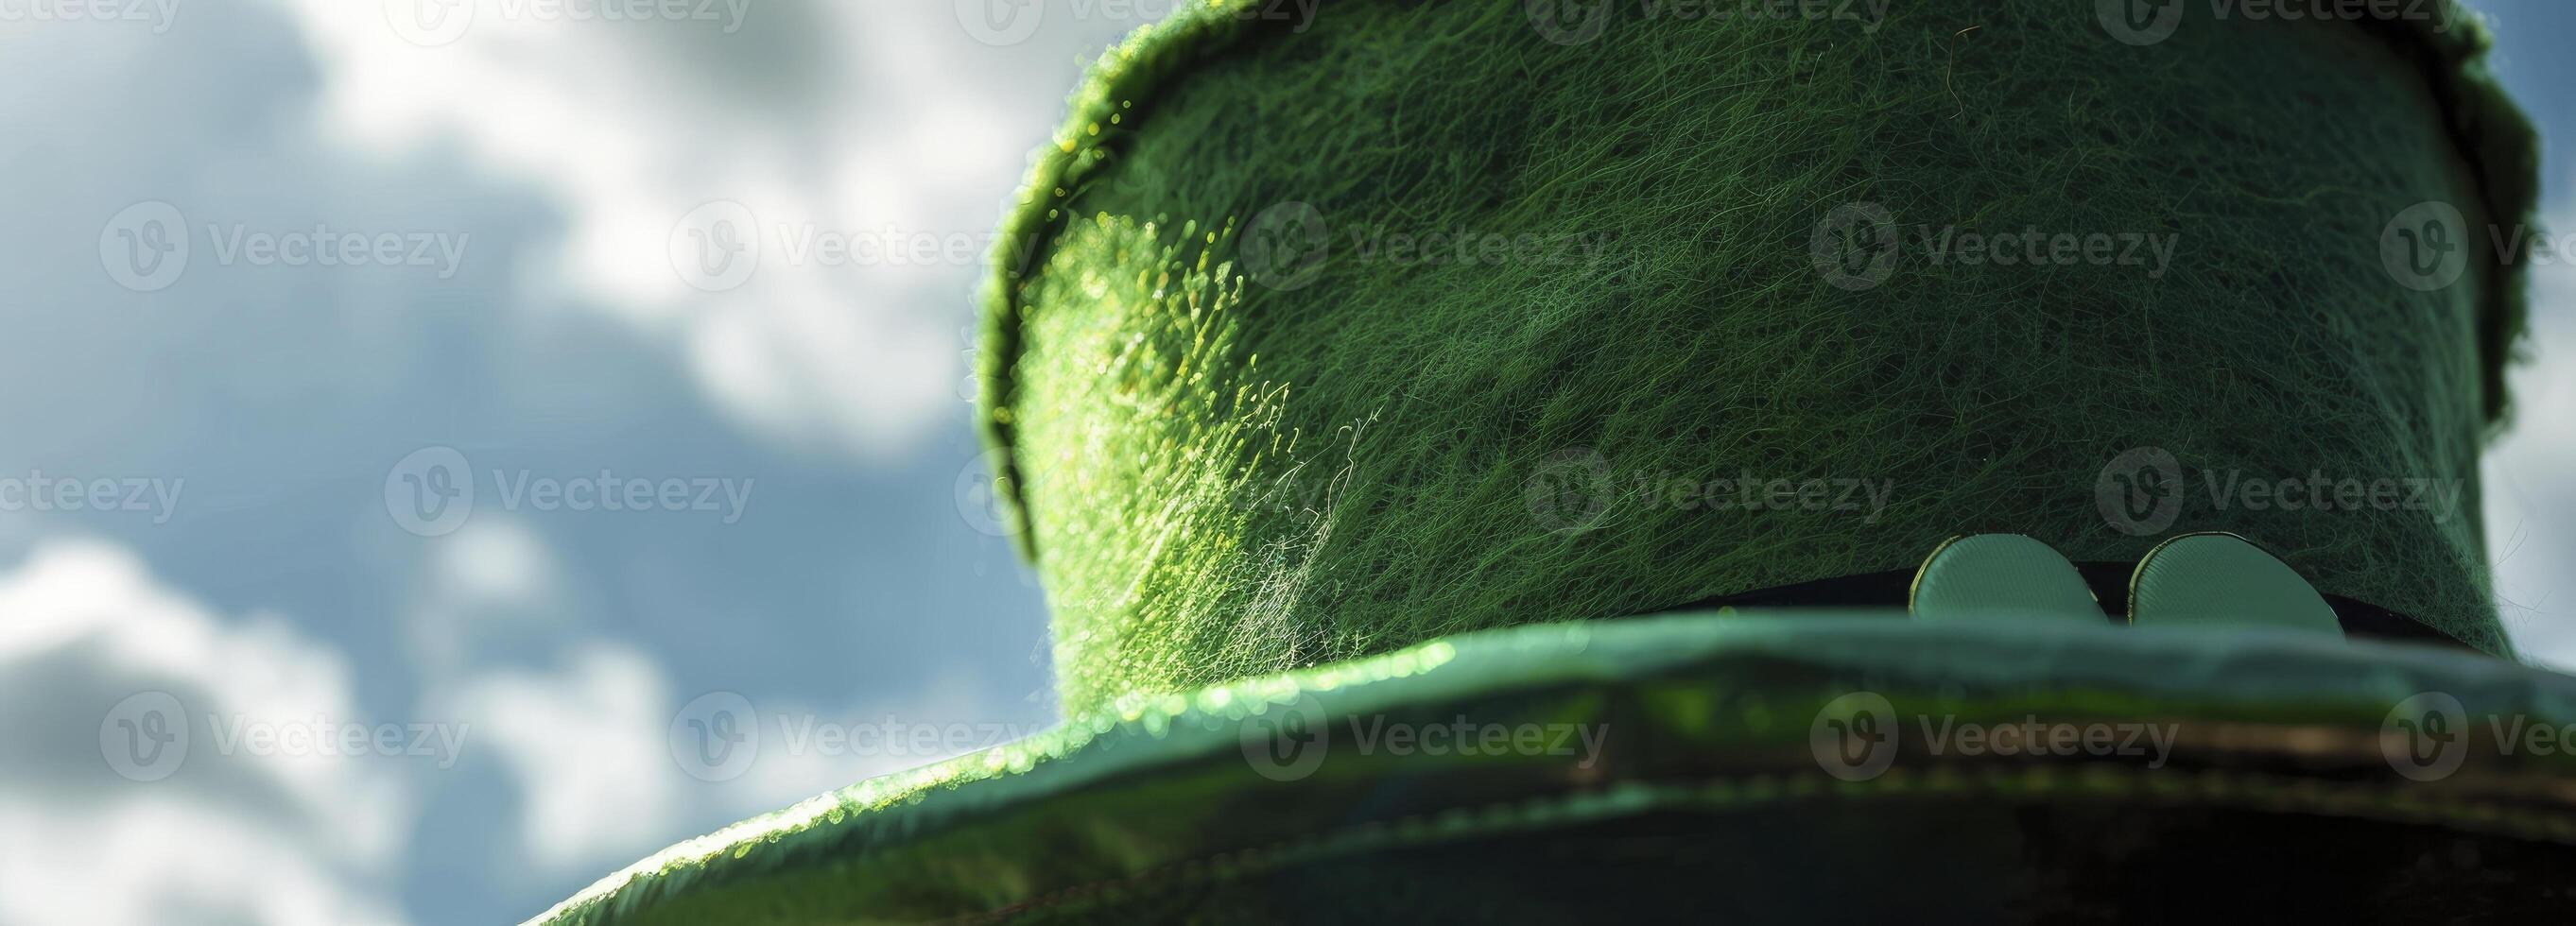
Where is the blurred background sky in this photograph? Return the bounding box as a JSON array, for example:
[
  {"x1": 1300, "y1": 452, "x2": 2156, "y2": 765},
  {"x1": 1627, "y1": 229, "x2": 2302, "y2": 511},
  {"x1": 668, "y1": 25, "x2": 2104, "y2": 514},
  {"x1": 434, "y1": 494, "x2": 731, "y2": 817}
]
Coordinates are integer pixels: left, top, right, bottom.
[{"x1": 1, "y1": 2, "x2": 2572, "y2": 924}]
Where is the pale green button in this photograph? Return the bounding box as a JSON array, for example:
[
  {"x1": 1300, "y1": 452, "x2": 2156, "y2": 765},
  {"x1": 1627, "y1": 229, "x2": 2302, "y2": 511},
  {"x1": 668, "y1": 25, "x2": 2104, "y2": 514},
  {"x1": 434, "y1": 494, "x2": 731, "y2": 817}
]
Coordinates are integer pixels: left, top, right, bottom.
[
  {"x1": 1909, "y1": 534, "x2": 2103, "y2": 623},
  {"x1": 2128, "y1": 533, "x2": 2343, "y2": 635}
]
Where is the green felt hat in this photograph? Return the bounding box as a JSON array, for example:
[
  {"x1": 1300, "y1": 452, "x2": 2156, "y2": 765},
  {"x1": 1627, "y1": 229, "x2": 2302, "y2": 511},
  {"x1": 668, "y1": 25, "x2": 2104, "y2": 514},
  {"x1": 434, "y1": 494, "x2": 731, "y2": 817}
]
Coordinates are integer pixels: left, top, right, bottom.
[
  {"x1": 530, "y1": 2, "x2": 2568, "y2": 921},
  {"x1": 532, "y1": 616, "x2": 2576, "y2": 923},
  {"x1": 978, "y1": 0, "x2": 2540, "y2": 714}
]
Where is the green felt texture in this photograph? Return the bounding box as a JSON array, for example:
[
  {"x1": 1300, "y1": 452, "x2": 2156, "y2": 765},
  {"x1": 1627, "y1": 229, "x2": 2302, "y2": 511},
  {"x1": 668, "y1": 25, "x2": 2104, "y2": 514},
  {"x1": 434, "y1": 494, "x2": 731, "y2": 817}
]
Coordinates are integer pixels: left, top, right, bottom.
[
  {"x1": 2131, "y1": 532, "x2": 2344, "y2": 634},
  {"x1": 1909, "y1": 534, "x2": 2101, "y2": 623},
  {"x1": 524, "y1": 616, "x2": 2576, "y2": 924},
  {"x1": 981, "y1": 0, "x2": 2542, "y2": 714}
]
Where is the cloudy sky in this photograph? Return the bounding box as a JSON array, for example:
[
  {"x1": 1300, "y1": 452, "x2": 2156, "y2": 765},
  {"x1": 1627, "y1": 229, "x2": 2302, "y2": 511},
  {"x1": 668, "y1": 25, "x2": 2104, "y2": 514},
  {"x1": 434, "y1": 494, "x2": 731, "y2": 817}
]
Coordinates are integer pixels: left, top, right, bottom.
[{"x1": 2, "y1": 2, "x2": 2571, "y2": 924}]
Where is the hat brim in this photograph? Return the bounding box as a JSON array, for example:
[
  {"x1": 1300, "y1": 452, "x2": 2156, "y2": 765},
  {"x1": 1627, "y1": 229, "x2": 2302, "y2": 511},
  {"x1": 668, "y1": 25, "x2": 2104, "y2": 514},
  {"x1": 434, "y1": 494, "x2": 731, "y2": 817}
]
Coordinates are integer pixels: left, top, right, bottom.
[{"x1": 528, "y1": 614, "x2": 2576, "y2": 924}]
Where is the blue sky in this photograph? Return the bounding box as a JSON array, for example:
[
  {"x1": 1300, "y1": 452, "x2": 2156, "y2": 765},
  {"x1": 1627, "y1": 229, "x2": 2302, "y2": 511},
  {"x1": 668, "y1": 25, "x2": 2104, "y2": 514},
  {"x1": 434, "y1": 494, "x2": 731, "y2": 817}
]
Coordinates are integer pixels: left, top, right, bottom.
[{"x1": 2, "y1": 2, "x2": 2571, "y2": 924}]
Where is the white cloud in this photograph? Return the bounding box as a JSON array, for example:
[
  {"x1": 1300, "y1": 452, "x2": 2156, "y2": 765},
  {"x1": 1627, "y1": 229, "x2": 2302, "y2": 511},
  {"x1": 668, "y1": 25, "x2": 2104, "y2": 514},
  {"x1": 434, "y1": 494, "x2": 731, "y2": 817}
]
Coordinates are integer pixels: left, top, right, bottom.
[
  {"x1": 434, "y1": 643, "x2": 683, "y2": 878},
  {"x1": 268, "y1": 0, "x2": 1090, "y2": 460},
  {"x1": 0, "y1": 799, "x2": 405, "y2": 926},
  {"x1": 2488, "y1": 214, "x2": 2576, "y2": 671},
  {"x1": 725, "y1": 676, "x2": 1041, "y2": 809},
  {"x1": 440, "y1": 517, "x2": 561, "y2": 609},
  {"x1": 0, "y1": 541, "x2": 412, "y2": 926},
  {"x1": 403, "y1": 517, "x2": 575, "y2": 680},
  {"x1": 0, "y1": 535, "x2": 985, "y2": 907},
  {"x1": 427, "y1": 639, "x2": 1047, "y2": 884}
]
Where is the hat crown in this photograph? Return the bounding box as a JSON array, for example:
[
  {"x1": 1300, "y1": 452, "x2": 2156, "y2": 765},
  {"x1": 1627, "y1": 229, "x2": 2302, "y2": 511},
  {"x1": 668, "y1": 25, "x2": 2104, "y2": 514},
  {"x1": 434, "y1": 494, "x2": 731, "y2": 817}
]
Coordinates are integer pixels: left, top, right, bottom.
[{"x1": 982, "y1": 0, "x2": 2535, "y2": 713}]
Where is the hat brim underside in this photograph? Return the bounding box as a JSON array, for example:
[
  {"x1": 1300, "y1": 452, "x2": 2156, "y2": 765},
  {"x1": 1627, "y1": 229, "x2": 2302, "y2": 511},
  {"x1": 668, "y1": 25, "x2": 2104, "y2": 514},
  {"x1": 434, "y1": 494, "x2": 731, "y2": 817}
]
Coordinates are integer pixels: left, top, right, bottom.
[{"x1": 529, "y1": 615, "x2": 2576, "y2": 924}]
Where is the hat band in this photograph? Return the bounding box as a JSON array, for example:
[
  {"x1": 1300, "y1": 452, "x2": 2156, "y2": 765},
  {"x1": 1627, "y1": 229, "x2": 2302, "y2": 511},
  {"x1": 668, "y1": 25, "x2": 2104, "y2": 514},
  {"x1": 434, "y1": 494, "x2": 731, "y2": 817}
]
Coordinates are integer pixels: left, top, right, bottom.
[{"x1": 1633, "y1": 564, "x2": 2476, "y2": 651}]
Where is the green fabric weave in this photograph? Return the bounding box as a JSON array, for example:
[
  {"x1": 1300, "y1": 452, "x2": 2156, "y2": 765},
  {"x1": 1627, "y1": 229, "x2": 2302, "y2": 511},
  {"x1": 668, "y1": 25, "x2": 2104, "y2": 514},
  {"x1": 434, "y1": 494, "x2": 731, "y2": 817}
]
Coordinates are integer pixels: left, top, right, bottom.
[{"x1": 979, "y1": 0, "x2": 2542, "y2": 713}]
